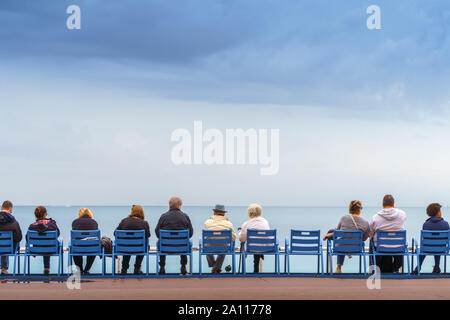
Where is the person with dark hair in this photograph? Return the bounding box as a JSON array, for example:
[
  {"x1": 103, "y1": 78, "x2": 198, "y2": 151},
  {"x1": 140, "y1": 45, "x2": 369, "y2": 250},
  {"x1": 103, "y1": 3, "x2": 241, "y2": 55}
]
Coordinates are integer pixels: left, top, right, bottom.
[
  {"x1": 27, "y1": 206, "x2": 60, "y2": 275},
  {"x1": 323, "y1": 200, "x2": 369, "y2": 273},
  {"x1": 369, "y1": 194, "x2": 407, "y2": 272},
  {"x1": 155, "y1": 197, "x2": 193, "y2": 275},
  {"x1": 0, "y1": 201, "x2": 22, "y2": 275},
  {"x1": 115, "y1": 205, "x2": 150, "y2": 275},
  {"x1": 413, "y1": 203, "x2": 449, "y2": 274}
]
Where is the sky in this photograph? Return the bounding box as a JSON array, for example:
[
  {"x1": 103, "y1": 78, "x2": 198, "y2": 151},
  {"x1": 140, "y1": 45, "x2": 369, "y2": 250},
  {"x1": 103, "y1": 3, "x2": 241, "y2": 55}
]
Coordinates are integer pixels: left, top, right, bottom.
[{"x1": 1, "y1": 0, "x2": 450, "y2": 206}]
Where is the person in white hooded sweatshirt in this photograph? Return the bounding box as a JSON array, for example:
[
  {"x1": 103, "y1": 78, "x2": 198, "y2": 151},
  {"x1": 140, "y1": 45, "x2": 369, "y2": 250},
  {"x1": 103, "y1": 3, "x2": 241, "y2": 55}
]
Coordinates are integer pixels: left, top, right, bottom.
[{"x1": 369, "y1": 194, "x2": 407, "y2": 273}]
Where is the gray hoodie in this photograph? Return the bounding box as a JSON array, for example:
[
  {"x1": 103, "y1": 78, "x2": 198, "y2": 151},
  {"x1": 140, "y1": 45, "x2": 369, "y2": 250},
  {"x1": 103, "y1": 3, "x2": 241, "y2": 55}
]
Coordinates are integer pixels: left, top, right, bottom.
[{"x1": 369, "y1": 208, "x2": 407, "y2": 246}]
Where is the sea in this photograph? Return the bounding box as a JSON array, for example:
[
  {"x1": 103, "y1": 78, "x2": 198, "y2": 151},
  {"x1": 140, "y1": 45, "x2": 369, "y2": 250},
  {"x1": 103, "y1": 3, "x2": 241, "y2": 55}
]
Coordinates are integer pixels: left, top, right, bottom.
[{"x1": 8, "y1": 206, "x2": 439, "y2": 274}]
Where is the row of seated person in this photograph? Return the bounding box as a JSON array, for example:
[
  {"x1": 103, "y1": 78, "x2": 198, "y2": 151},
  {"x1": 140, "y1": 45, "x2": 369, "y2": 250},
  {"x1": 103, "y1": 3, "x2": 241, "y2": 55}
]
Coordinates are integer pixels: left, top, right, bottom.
[{"x1": 0, "y1": 228, "x2": 448, "y2": 276}]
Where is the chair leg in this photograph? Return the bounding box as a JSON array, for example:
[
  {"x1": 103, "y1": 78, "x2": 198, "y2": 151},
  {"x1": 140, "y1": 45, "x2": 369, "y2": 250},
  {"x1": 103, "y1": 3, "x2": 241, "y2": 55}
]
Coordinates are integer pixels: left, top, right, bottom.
[
  {"x1": 359, "y1": 256, "x2": 362, "y2": 274},
  {"x1": 199, "y1": 252, "x2": 202, "y2": 276},
  {"x1": 232, "y1": 253, "x2": 236, "y2": 275},
  {"x1": 13, "y1": 254, "x2": 17, "y2": 277},
  {"x1": 445, "y1": 255, "x2": 447, "y2": 274},
  {"x1": 329, "y1": 254, "x2": 333, "y2": 275},
  {"x1": 320, "y1": 252, "x2": 324, "y2": 276},
  {"x1": 363, "y1": 254, "x2": 367, "y2": 276},
  {"x1": 156, "y1": 254, "x2": 159, "y2": 276},
  {"x1": 242, "y1": 253, "x2": 246, "y2": 275},
  {"x1": 407, "y1": 254, "x2": 411, "y2": 275}
]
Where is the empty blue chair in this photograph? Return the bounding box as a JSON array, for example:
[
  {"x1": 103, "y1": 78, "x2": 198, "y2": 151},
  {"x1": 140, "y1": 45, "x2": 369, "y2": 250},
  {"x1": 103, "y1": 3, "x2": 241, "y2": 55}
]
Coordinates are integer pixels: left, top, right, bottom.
[
  {"x1": 68, "y1": 230, "x2": 105, "y2": 275},
  {"x1": 285, "y1": 230, "x2": 324, "y2": 275},
  {"x1": 199, "y1": 229, "x2": 235, "y2": 275},
  {"x1": 371, "y1": 230, "x2": 411, "y2": 275},
  {"x1": 112, "y1": 230, "x2": 149, "y2": 276},
  {"x1": 413, "y1": 230, "x2": 450, "y2": 275},
  {"x1": 0, "y1": 231, "x2": 20, "y2": 276},
  {"x1": 327, "y1": 230, "x2": 366, "y2": 276},
  {"x1": 157, "y1": 229, "x2": 192, "y2": 275},
  {"x1": 23, "y1": 230, "x2": 63, "y2": 276},
  {"x1": 242, "y1": 229, "x2": 280, "y2": 275}
]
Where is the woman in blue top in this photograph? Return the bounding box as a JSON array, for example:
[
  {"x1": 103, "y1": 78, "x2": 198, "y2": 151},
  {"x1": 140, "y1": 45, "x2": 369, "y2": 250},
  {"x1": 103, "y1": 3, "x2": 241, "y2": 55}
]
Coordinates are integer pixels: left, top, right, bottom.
[{"x1": 414, "y1": 203, "x2": 450, "y2": 274}]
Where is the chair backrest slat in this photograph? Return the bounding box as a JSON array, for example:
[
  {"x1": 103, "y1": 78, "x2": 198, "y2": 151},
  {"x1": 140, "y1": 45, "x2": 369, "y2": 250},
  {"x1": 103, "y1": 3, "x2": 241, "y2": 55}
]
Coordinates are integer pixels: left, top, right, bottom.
[
  {"x1": 159, "y1": 230, "x2": 190, "y2": 254},
  {"x1": 202, "y1": 229, "x2": 233, "y2": 253},
  {"x1": 290, "y1": 229, "x2": 320, "y2": 253},
  {"x1": 114, "y1": 230, "x2": 147, "y2": 254},
  {"x1": 420, "y1": 230, "x2": 450, "y2": 254},
  {"x1": 246, "y1": 229, "x2": 277, "y2": 254},
  {"x1": 376, "y1": 230, "x2": 407, "y2": 253},
  {"x1": 0, "y1": 231, "x2": 14, "y2": 254},
  {"x1": 332, "y1": 230, "x2": 364, "y2": 254},
  {"x1": 70, "y1": 230, "x2": 101, "y2": 254},
  {"x1": 26, "y1": 231, "x2": 59, "y2": 255}
]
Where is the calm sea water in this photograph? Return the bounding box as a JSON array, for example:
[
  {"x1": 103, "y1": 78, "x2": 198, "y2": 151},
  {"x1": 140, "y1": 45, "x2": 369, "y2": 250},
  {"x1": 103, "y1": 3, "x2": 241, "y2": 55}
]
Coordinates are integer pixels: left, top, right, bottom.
[{"x1": 10, "y1": 206, "x2": 440, "y2": 274}]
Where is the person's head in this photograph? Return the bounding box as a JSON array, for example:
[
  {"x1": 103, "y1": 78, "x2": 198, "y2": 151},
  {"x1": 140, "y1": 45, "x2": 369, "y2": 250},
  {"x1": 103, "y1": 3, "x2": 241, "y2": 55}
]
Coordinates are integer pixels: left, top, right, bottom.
[
  {"x1": 34, "y1": 206, "x2": 47, "y2": 220},
  {"x1": 78, "y1": 208, "x2": 93, "y2": 219},
  {"x1": 129, "y1": 204, "x2": 145, "y2": 220},
  {"x1": 1, "y1": 200, "x2": 13, "y2": 213},
  {"x1": 427, "y1": 203, "x2": 442, "y2": 218},
  {"x1": 247, "y1": 203, "x2": 262, "y2": 219},
  {"x1": 382, "y1": 194, "x2": 395, "y2": 208},
  {"x1": 349, "y1": 200, "x2": 362, "y2": 215},
  {"x1": 169, "y1": 196, "x2": 183, "y2": 210},
  {"x1": 213, "y1": 204, "x2": 227, "y2": 216}
]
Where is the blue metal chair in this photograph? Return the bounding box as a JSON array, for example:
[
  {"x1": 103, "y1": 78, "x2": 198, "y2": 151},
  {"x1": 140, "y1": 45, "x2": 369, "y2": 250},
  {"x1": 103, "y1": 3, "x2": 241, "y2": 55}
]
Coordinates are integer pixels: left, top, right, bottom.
[
  {"x1": 242, "y1": 229, "x2": 280, "y2": 275},
  {"x1": 0, "y1": 231, "x2": 20, "y2": 276},
  {"x1": 112, "y1": 230, "x2": 149, "y2": 276},
  {"x1": 371, "y1": 230, "x2": 411, "y2": 275},
  {"x1": 68, "y1": 230, "x2": 105, "y2": 275},
  {"x1": 23, "y1": 231, "x2": 63, "y2": 276},
  {"x1": 327, "y1": 230, "x2": 366, "y2": 276},
  {"x1": 157, "y1": 229, "x2": 192, "y2": 275},
  {"x1": 285, "y1": 230, "x2": 324, "y2": 275},
  {"x1": 413, "y1": 230, "x2": 450, "y2": 275},
  {"x1": 199, "y1": 229, "x2": 235, "y2": 275}
]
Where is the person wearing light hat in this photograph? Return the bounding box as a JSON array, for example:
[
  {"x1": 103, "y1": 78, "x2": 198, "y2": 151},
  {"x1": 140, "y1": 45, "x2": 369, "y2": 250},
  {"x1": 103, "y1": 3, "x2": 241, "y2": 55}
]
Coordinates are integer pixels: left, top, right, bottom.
[{"x1": 203, "y1": 204, "x2": 237, "y2": 273}]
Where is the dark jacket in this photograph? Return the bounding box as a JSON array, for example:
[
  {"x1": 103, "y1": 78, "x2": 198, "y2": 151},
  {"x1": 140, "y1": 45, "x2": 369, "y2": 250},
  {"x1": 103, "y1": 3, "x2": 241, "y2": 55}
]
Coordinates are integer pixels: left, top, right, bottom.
[
  {"x1": 116, "y1": 217, "x2": 150, "y2": 239},
  {"x1": 0, "y1": 211, "x2": 22, "y2": 244},
  {"x1": 423, "y1": 217, "x2": 450, "y2": 231},
  {"x1": 72, "y1": 216, "x2": 99, "y2": 230},
  {"x1": 28, "y1": 218, "x2": 60, "y2": 236},
  {"x1": 155, "y1": 208, "x2": 193, "y2": 238}
]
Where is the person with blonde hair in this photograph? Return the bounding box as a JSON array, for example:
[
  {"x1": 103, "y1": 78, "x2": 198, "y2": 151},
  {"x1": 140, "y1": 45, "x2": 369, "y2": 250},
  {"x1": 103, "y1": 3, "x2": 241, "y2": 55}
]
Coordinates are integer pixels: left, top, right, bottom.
[
  {"x1": 238, "y1": 203, "x2": 270, "y2": 273},
  {"x1": 115, "y1": 205, "x2": 150, "y2": 275},
  {"x1": 71, "y1": 208, "x2": 99, "y2": 274},
  {"x1": 323, "y1": 200, "x2": 370, "y2": 273}
]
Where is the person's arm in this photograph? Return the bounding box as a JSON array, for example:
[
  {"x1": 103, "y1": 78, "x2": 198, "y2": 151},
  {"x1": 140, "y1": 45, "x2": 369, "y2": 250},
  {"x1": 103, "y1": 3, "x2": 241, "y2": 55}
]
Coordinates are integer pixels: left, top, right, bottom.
[
  {"x1": 14, "y1": 221, "x2": 22, "y2": 243},
  {"x1": 230, "y1": 223, "x2": 237, "y2": 242},
  {"x1": 239, "y1": 222, "x2": 247, "y2": 243},
  {"x1": 145, "y1": 221, "x2": 151, "y2": 239},
  {"x1": 186, "y1": 215, "x2": 194, "y2": 238},
  {"x1": 155, "y1": 217, "x2": 162, "y2": 238}
]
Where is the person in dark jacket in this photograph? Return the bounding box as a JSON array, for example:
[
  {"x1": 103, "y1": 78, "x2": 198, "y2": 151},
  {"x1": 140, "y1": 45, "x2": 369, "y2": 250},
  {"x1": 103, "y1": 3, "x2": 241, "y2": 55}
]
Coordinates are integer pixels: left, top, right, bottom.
[
  {"x1": 0, "y1": 200, "x2": 22, "y2": 275},
  {"x1": 115, "y1": 205, "x2": 150, "y2": 275},
  {"x1": 155, "y1": 196, "x2": 193, "y2": 275},
  {"x1": 414, "y1": 203, "x2": 450, "y2": 274},
  {"x1": 71, "y1": 208, "x2": 99, "y2": 274},
  {"x1": 27, "y1": 206, "x2": 60, "y2": 275}
]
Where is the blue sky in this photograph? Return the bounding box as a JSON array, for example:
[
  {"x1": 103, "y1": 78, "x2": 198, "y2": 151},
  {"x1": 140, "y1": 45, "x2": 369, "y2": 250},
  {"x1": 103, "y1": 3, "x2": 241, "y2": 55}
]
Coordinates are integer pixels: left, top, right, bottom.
[{"x1": 1, "y1": 1, "x2": 450, "y2": 206}]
